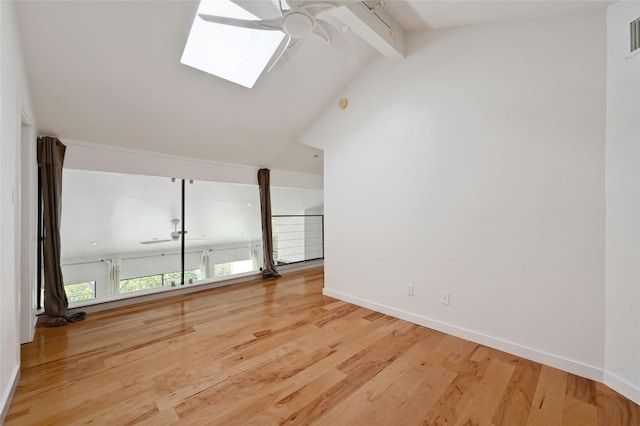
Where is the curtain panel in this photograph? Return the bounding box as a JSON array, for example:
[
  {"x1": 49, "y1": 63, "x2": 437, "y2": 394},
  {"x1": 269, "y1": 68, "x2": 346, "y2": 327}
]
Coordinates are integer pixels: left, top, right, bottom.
[
  {"x1": 257, "y1": 168, "x2": 280, "y2": 280},
  {"x1": 200, "y1": 250, "x2": 212, "y2": 280},
  {"x1": 106, "y1": 258, "x2": 121, "y2": 295},
  {"x1": 37, "y1": 136, "x2": 86, "y2": 326}
]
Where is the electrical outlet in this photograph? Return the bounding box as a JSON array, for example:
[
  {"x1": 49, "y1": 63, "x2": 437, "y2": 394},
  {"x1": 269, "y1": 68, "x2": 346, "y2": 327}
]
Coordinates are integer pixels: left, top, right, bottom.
[
  {"x1": 406, "y1": 284, "x2": 414, "y2": 296},
  {"x1": 440, "y1": 291, "x2": 449, "y2": 305}
]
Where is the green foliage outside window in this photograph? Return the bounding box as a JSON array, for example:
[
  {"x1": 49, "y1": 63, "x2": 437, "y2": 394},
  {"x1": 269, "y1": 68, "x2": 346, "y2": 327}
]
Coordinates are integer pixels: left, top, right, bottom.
[
  {"x1": 184, "y1": 268, "x2": 200, "y2": 283},
  {"x1": 163, "y1": 271, "x2": 181, "y2": 287},
  {"x1": 162, "y1": 269, "x2": 200, "y2": 286},
  {"x1": 46, "y1": 262, "x2": 253, "y2": 306},
  {"x1": 46, "y1": 269, "x2": 207, "y2": 304},
  {"x1": 63, "y1": 266, "x2": 239, "y2": 301},
  {"x1": 120, "y1": 274, "x2": 163, "y2": 294},
  {"x1": 215, "y1": 262, "x2": 232, "y2": 277},
  {"x1": 64, "y1": 281, "x2": 95, "y2": 302},
  {"x1": 121, "y1": 269, "x2": 202, "y2": 294}
]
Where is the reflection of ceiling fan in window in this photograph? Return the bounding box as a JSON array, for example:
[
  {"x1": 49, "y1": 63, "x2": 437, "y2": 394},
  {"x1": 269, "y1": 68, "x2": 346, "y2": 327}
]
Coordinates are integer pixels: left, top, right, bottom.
[{"x1": 140, "y1": 219, "x2": 204, "y2": 245}]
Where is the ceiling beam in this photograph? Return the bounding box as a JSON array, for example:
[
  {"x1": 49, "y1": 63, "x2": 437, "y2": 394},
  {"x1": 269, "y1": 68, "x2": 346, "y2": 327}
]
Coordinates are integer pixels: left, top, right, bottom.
[{"x1": 332, "y1": 1, "x2": 405, "y2": 61}]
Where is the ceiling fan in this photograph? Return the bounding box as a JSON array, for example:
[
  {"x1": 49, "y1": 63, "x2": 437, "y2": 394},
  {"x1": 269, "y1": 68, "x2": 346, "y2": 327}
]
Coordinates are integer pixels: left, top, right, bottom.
[
  {"x1": 198, "y1": 0, "x2": 354, "y2": 71},
  {"x1": 140, "y1": 219, "x2": 204, "y2": 245}
]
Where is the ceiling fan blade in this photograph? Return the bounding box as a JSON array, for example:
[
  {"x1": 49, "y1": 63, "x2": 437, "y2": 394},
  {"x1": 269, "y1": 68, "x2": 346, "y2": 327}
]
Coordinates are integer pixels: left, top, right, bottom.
[
  {"x1": 300, "y1": 2, "x2": 337, "y2": 13},
  {"x1": 140, "y1": 239, "x2": 172, "y2": 245},
  {"x1": 277, "y1": 37, "x2": 305, "y2": 67},
  {"x1": 231, "y1": 0, "x2": 281, "y2": 20},
  {"x1": 313, "y1": 19, "x2": 329, "y2": 43},
  {"x1": 273, "y1": 0, "x2": 290, "y2": 13},
  {"x1": 198, "y1": 14, "x2": 282, "y2": 31},
  {"x1": 315, "y1": 19, "x2": 357, "y2": 64},
  {"x1": 266, "y1": 35, "x2": 294, "y2": 72},
  {"x1": 285, "y1": 0, "x2": 305, "y2": 9}
]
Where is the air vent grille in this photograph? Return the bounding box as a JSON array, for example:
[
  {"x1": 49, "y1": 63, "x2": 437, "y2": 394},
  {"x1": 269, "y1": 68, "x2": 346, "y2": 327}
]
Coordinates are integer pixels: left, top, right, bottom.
[{"x1": 632, "y1": 18, "x2": 640, "y2": 53}]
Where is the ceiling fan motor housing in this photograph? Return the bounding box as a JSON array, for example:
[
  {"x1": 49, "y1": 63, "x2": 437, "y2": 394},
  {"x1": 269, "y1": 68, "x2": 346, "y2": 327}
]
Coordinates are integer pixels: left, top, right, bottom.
[{"x1": 283, "y1": 12, "x2": 314, "y2": 38}]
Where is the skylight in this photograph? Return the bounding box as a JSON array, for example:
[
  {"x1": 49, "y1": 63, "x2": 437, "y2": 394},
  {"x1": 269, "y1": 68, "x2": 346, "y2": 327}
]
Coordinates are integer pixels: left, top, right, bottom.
[{"x1": 181, "y1": 0, "x2": 285, "y2": 89}]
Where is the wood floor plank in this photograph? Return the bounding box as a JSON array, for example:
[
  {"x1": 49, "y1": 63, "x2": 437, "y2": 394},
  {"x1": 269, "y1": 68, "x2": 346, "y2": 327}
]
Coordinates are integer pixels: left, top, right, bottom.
[
  {"x1": 492, "y1": 358, "x2": 541, "y2": 425},
  {"x1": 281, "y1": 322, "x2": 421, "y2": 424},
  {"x1": 420, "y1": 344, "x2": 491, "y2": 425},
  {"x1": 566, "y1": 373, "x2": 598, "y2": 405},
  {"x1": 526, "y1": 366, "x2": 568, "y2": 426},
  {"x1": 133, "y1": 408, "x2": 180, "y2": 426},
  {"x1": 596, "y1": 381, "x2": 640, "y2": 426},
  {"x1": 220, "y1": 368, "x2": 347, "y2": 425},
  {"x1": 563, "y1": 396, "x2": 598, "y2": 426},
  {"x1": 391, "y1": 364, "x2": 459, "y2": 425},
  {"x1": 312, "y1": 333, "x2": 434, "y2": 425},
  {"x1": 348, "y1": 349, "x2": 458, "y2": 425},
  {"x1": 453, "y1": 358, "x2": 516, "y2": 426},
  {"x1": 5, "y1": 267, "x2": 639, "y2": 425}
]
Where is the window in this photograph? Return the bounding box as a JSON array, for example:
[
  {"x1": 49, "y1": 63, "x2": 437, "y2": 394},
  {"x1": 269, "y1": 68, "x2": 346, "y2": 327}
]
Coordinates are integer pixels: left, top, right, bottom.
[
  {"x1": 215, "y1": 262, "x2": 232, "y2": 277},
  {"x1": 120, "y1": 269, "x2": 203, "y2": 294},
  {"x1": 181, "y1": 0, "x2": 284, "y2": 88},
  {"x1": 120, "y1": 274, "x2": 164, "y2": 294},
  {"x1": 214, "y1": 259, "x2": 254, "y2": 277},
  {"x1": 230, "y1": 259, "x2": 254, "y2": 274},
  {"x1": 163, "y1": 271, "x2": 182, "y2": 287},
  {"x1": 41, "y1": 281, "x2": 97, "y2": 304},
  {"x1": 65, "y1": 281, "x2": 96, "y2": 303},
  {"x1": 184, "y1": 268, "x2": 201, "y2": 283},
  {"x1": 163, "y1": 268, "x2": 201, "y2": 286}
]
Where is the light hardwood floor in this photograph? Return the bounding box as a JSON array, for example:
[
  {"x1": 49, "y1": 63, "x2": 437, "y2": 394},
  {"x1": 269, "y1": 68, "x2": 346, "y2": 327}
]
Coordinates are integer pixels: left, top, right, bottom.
[{"x1": 5, "y1": 267, "x2": 639, "y2": 425}]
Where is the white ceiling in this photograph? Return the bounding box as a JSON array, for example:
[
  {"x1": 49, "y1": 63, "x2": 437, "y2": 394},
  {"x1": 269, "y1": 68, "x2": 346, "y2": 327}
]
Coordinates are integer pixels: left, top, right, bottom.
[
  {"x1": 16, "y1": 1, "x2": 613, "y2": 175},
  {"x1": 383, "y1": 1, "x2": 614, "y2": 31}
]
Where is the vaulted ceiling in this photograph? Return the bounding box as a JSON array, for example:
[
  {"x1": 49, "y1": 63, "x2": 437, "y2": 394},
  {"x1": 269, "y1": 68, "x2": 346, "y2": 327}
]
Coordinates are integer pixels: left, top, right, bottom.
[{"x1": 16, "y1": 1, "x2": 613, "y2": 175}]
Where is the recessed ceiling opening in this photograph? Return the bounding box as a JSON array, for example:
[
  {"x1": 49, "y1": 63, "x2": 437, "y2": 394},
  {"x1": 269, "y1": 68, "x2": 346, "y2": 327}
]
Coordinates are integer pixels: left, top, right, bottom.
[{"x1": 181, "y1": 0, "x2": 284, "y2": 88}]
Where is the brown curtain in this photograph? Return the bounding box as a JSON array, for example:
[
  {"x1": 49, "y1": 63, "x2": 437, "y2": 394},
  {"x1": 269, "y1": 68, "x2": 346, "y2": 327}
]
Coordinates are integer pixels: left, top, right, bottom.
[
  {"x1": 37, "y1": 137, "x2": 86, "y2": 326},
  {"x1": 258, "y1": 168, "x2": 280, "y2": 280}
]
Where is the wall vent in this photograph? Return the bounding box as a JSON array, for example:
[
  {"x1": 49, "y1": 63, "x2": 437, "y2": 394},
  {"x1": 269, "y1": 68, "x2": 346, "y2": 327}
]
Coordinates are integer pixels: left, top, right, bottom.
[{"x1": 631, "y1": 17, "x2": 640, "y2": 53}]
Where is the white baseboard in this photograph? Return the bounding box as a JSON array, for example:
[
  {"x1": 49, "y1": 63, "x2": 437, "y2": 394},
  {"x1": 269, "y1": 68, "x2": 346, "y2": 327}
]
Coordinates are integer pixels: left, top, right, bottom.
[
  {"x1": 1, "y1": 365, "x2": 20, "y2": 424},
  {"x1": 323, "y1": 288, "x2": 603, "y2": 382},
  {"x1": 603, "y1": 371, "x2": 640, "y2": 406}
]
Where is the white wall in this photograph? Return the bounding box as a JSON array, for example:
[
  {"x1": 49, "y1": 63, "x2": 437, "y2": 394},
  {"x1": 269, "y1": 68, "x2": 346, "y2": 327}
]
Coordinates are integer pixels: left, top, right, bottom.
[
  {"x1": 19, "y1": 120, "x2": 36, "y2": 344},
  {"x1": 0, "y1": 0, "x2": 35, "y2": 421},
  {"x1": 301, "y1": 10, "x2": 607, "y2": 381},
  {"x1": 604, "y1": 1, "x2": 640, "y2": 404}
]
